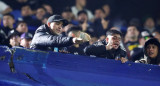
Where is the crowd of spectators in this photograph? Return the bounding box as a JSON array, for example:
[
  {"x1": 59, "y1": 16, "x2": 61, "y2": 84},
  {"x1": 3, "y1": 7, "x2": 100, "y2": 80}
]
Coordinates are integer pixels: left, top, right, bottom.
[{"x1": 0, "y1": 0, "x2": 160, "y2": 65}]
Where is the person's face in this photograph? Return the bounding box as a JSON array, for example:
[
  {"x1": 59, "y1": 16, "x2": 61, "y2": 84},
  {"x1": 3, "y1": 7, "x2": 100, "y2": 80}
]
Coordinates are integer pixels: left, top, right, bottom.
[
  {"x1": 127, "y1": 26, "x2": 139, "y2": 38},
  {"x1": 106, "y1": 34, "x2": 121, "y2": 49},
  {"x1": 43, "y1": 5, "x2": 53, "y2": 14},
  {"x1": 94, "y1": 9, "x2": 104, "y2": 19},
  {"x1": 20, "y1": 39, "x2": 32, "y2": 48},
  {"x1": 102, "y1": 5, "x2": 110, "y2": 17},
  {"x1": 3, "y1": 16, "x2": 14, "y2": 27},
  {"x1": 36, "y1": 8, "x2": 46, "y2": 20},
  {"x1": 21, "y1": 5, "x2": 32, "y2": 16},
  {"x1": 49, "y1": 21, "x2": 63, "y2": 35},
  {"x1": 16, "y1": 23, "x2": 28, "y2": 33},
  {"x1": 78, "y1": 13, "x2": 88, "y2": 23},
  {"x1": 152, "y1": 32, "x2": 160, "y2": 42},
  {"x1": 62, "y1": 12, "x2": 73, "y2": 21},
  {"x1": 77, "y1": 0, "x2": 86, "y2": 7},
  {"x1": 146, "y1": 44, "x2": 158, "y2": 58},
  {"x1": 144, "y1": 18, "x2": 155, "y2": 28},
  {"x1": 9, "y1": 35, "x2": 20, "y2": 47}
]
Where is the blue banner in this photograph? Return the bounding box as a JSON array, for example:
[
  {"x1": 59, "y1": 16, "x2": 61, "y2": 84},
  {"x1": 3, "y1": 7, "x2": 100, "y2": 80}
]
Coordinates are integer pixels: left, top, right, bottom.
[{"x1": 0, "y1": 46, "x2": 160, "y2": 86}]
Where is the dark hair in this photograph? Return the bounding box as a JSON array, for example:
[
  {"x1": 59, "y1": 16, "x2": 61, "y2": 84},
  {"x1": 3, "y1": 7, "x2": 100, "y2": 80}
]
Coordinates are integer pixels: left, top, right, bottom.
[
  {"x1": 62, "y1": 7, "x2": 72, "y2": 12},
  {"x1": 77, "y1": 10, "x2": 87, "y2": 16},
  {"x1": 144, "y1": 38, "x2": 160, "y2": 52},
  {"x1": 36, "y1": 6, "x2": 47, "y2": 12},
  {"x1": 42, "y1": 13, "x2": 52, "y2": 20},
  {"x1": 3, "y1": 13, "x2": 15, "y2": 19},
  {"x1": 106, "y1": 30, "x2": 122, "y2": 37},
  {"x1": 144, "y1": 38, "x2": 160, "y2": 64},
  {"x1": 16, "y1": 21, "x2": 27, "y2": 27},
  {"x1": 67, "y1": 26, "x2": 82, "y2": 34}
]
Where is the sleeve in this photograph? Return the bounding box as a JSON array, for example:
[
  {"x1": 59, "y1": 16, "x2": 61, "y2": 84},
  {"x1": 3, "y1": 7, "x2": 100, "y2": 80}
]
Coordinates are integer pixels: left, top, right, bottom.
[
  {"x1": 0, "y1": 1, "x2": 8, "y2": 12},
  {"x1": 32, "y1": 31, "x2": 74, "y2": 48},
  {"x1": 120, "y1": 49, "x2": 127, "y2": 58},
  {"x1": 84, "y1": 44, "x2": 106, "y2": 56}
]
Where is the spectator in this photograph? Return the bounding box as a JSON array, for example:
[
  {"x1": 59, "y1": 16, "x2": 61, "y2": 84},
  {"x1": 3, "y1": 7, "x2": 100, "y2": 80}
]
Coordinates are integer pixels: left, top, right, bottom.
[
  {"x1": 1, "y1": 13, "x2": 15, "y2": 36},
  {"x1": 21, "y1": 4, "x2": 33, "y2": 17},
  {"x1": 102, "y1": 4, "x2": 110, "y2": 19},
  {"x1": 84, "y1": 30, "x2": 127, "y2": 63},
  {"x1": 94, "y1": 8, "x2": 105, "y2": 20},
  {"x1": 16, "y1": 21, "x2": 28, "y2": 35},
  {"x1": 92, "y1": 5, "x2": 113, "y2": 40},
  {"x1": 21, "y1": 4, "x2": 41, "y2": 27},
  {"x1": 8, "y1": 30, "x2": 21, "y2": 48},
  {"x1": 61, "y1": 7, "x2": 76, "y2": 24},
  {"x1": 30, "y1": 15, "x2": 84, "y2": 51},
  {"x1": 152, "y1": 29, "x2": 160, "y2": 42},
  {"x1": 77, "y1": 10, "x2": 95, "y2": 37},
  {"x1": 130, "y1": 31, "x2": 153, "y2": 61},
  {"x1": 42, "y1": 4, "x2": 53, "y2": 15},
  {"x1": 135, "y1": 38, "x2": 160, "y2": 65},
  {"x1": 20, "y1": 32, "x2": 33, "y2": 48},
  {"x1": 71, "y1": 0, "x2": 94, "y2": 21},
  {"x1": 143, "y1": 17, "x2": 157, "y2": 34},
  {"x1": 63, "y1": 26, "x2": 90, "y2": 55},
  {"x1": 36, "y1": 7, "x2": 47, "y2": 21},
  {"x1": 124, "y1": 26, "x2": 139, "y2": 58}
]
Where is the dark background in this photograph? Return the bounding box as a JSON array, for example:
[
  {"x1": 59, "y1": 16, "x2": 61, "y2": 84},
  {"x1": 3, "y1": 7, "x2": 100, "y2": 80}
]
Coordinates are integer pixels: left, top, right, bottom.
[{"x1": 3, "y1": 0, "x2": 160, "y2": 21}]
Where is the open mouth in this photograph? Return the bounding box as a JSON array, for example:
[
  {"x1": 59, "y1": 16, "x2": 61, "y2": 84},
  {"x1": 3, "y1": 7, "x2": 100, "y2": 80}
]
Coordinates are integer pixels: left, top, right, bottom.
[
  {"x1": 113, "y1": 44, "x2": 119, "y2": 47},
  {"x1": 148, "y1": 52, "x2": 154, "y2": 56}
]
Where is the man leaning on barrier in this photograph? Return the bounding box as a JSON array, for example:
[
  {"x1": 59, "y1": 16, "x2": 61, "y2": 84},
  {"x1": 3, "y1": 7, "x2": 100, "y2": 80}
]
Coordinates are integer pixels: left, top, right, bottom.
[
  {"x1": 30, "y1": 15, "x2": 83, "y2": 51},
  {"x1": 84, "y1": 30, "x2": 128, "y2": 63}
]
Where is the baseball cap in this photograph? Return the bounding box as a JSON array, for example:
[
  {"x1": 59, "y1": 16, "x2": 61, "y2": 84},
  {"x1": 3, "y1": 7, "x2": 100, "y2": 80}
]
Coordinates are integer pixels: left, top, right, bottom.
[
  {"x1": 140, "y1": 31, "x2": 153, "y2": 40},
  {"x1": 8, "y1": 30, "x2": 20, "y2": 39},
  {"x1": 47, "y1": 15, "x2": 68, "y2": 26},
  {"x1": 21, "y1": 32, "x2": 33, "y2": 39}
]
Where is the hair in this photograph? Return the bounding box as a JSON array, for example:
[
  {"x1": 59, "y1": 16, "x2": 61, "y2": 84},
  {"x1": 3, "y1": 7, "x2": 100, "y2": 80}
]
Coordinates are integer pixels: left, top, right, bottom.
[
  {"x1": 77, "y1": 10, "x2": 87, "y2": 16},
  {"x1": 144, "y1": 38, "x2": 160, "y2": 52},
  {"x1": 144, "y1": 38, "x2": 160, "y2": 64},
  {"x1": 67, "y1": 26, "x2": 82, "y2": 34},
  {"x1": 106, "y1": 30, "x2": 122, "y2": 37},
  {"x1": 16, "y1": 21, "x2": 27, "y2": 27},
  {"x1": 62, "y1": 6, "x2": 72, "y2": 13},
  {"x1": 36, "y1": 6, "x2": 47, "y2": 12},
  {"x1": 3, "y1": 13, "x2": 15, "y2": 19}
]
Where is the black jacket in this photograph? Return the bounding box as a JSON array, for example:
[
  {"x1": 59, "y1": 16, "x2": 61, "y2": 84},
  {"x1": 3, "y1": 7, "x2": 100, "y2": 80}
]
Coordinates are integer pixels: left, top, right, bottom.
[
  {"x1": 30, "y1": 24, "x2": 74, "y2": 51},
  {"x1": 84, "y1": 40, "x2": 126, "y2": 59}
]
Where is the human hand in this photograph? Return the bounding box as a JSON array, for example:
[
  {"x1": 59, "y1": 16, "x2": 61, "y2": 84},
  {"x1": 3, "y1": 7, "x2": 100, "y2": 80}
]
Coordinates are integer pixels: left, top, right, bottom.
[
  {"x1": 115, "y1": 57, "x2": 128, "y2": 63},
  {"x1": 120, "y1": 57, "x2": 128, "y2": 63}
]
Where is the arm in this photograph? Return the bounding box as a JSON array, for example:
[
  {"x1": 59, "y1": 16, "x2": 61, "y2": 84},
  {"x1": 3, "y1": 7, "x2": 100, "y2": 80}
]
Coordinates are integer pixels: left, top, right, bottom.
[
  {"x1": 33, "y1": 31, "x2": 74, "y2": 47},
  {"x1": 84, "y1": 44, "x2": 106, "y2": 56}
]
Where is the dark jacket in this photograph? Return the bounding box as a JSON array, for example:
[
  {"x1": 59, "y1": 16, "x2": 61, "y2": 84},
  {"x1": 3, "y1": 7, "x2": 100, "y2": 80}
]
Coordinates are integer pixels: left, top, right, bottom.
[
  {"x1": 30, "y1": 24, "x2": 74, "y2": 51},
  {"x1": 136, "y1": 38, "x2": 160, "y2": 65},
  {"x1": 84, "y1": 40, "x2": 126, "y2": 59},
  {"x1": 63, "y1": 42, "x2": 89, "y2": 55}
]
